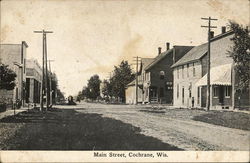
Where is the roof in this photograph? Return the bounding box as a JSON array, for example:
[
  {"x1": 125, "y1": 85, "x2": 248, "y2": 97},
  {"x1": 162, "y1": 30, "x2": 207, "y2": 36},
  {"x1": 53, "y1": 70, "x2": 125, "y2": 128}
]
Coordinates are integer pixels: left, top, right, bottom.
[
  {"x1": 127, "y1": 80, "x2": 135, "y2": 87},
  {"x1": 145, "y1": 49, "x2": 174, "y2": 70},
  {"x1": 139, "y1": 58, "x2": 154, "y2": 73},
  {"x1": 171, "y1": 43, "x2": 208, "y2": 68},
  {"x1": 195, "y1": 64, "x2": 232, "y2": 86}
]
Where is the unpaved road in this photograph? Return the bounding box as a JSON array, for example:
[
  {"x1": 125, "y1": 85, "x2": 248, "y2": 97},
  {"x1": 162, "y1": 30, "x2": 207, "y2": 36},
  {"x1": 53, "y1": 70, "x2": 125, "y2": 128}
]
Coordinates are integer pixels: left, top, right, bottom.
[{"x1": 65, "y1": 103, "x2": 250, "y2": 151}]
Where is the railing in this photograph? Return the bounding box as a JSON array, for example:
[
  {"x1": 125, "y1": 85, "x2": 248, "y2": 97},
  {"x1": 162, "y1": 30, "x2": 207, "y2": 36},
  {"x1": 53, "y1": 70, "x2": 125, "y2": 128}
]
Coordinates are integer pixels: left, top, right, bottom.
[{"x1": 150, "y1": 97, "x2": 158, "y2": 104}]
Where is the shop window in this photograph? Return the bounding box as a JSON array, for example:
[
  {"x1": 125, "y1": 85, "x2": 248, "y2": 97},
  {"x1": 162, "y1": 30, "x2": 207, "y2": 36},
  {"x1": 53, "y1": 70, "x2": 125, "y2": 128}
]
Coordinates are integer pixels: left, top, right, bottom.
[
  {"x1": 213, "y1": 86, "x2": 219, "y2": 97},
  {"x1": 225, "y1": 86, "x2": 231, "y2": 97}
]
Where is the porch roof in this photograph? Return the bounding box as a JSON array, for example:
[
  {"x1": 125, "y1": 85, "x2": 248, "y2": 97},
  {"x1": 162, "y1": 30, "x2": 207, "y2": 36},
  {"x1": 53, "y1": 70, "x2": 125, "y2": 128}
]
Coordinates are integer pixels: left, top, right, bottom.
[{"x1": 195, "y1": 64, "x2": 232, "y2": 86}]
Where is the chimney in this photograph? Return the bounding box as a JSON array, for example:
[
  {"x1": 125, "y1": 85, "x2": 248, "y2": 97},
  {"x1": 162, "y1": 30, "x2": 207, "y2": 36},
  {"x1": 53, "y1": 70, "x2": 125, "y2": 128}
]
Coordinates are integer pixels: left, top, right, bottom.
[
  {"x1": 210, "y1": 31, "x2": 214, "y2": 38},
  {"x1": 166, "y1": 42, "x2": 170, "y2": 50},
  {"x1": 158, "y1": 47, "x2": 162, "y2": 55},
  {"x1": 221, "y1": 26, "x2": 226, "y2": 34}
]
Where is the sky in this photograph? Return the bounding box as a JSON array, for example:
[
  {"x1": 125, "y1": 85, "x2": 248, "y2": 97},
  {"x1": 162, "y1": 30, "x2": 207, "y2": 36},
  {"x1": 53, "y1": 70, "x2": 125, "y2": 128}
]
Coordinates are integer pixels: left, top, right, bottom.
[{"x1": 0, "y1": 0, "x2": 249, "y2": 97}]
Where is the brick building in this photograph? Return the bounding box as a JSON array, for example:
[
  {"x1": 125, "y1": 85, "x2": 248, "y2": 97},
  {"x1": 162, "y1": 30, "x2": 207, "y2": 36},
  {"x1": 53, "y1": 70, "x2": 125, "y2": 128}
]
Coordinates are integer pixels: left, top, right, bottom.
[
  {"x1": 0, "y1": 41, "x2": 28, "y2": 107},
  {"x1": 25, "y1": 59, "x2": 42, "y2": 104}
]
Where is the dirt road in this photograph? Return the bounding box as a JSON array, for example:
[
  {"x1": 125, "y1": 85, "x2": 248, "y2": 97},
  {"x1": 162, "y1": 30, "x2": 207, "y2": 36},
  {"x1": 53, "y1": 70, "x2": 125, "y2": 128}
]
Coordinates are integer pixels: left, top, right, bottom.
[{"x1": 72, "y1": 103, "x2": 250, "y2": 151}]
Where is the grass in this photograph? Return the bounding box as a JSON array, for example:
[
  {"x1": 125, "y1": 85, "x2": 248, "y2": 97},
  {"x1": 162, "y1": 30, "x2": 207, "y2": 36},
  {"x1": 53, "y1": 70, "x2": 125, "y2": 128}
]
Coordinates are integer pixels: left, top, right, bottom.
[
  {"x1": 193, "y1": 111, "x2": 250, "y2": 131},
  {"x1": 0, "y1": 108, "x2": 182, "y2": 150}
]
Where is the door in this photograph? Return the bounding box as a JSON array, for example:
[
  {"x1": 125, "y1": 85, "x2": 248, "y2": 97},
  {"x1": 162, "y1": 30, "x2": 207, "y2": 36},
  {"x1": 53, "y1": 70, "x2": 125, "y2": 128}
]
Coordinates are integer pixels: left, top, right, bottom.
[
  {"x1": 219, "y1": 86, "x2": 224, "y2": 104},
  {"x1": 182, "y1": 87, "x2": 184, "y2": 105}
]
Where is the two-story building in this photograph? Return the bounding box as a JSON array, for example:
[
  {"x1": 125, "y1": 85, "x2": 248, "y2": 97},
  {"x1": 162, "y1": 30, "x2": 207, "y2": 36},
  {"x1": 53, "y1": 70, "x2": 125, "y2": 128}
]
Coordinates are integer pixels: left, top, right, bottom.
[
  {"x1": 125, "y1": 58, "x2": 154, "y2": 104},
  {"x1": 25, "y1": 59, "x2": 42, "y2": 104},
  {"x1": 0, "y1": 41, "x2": 28, "y2": 107},
  {"x1": 126, "y1": 43, "x2": 194, "y2": 104},
  {"x1": 171, "y1": 43, "x2": 208, "y2": 108},
  {"x1": 172, "y1": 27, "x2": 250, "y2": 109}
]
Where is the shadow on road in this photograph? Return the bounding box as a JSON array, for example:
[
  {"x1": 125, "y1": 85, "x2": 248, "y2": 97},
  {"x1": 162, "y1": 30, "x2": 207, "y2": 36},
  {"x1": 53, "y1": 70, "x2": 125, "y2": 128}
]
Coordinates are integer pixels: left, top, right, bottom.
[{"x1": 0, "y1": 107, "x2": 182, "y2": 150}]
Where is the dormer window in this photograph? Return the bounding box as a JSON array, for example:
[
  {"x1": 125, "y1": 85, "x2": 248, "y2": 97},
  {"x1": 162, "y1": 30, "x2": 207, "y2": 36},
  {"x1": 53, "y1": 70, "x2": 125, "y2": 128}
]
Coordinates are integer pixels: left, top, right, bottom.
[{"x1": 160, "y1": 71, "x2": 165, "y2": 79}]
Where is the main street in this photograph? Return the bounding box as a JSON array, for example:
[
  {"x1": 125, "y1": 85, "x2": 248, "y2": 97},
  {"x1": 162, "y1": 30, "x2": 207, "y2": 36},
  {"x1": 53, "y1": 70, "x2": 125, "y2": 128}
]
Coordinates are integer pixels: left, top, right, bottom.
[
  {"x1": 0, "y1": 103, "x2": 249, "y2": 150},
  {"x1": 59, "y1": 102, "x2": 249, "y2": 151}
]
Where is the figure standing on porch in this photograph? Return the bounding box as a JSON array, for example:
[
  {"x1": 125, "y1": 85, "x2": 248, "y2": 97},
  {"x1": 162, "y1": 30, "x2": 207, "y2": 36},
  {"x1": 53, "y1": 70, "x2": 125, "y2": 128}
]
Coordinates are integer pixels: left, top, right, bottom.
[{"x1": 192, "y1": 97, "x2": 194, "y2": 108}]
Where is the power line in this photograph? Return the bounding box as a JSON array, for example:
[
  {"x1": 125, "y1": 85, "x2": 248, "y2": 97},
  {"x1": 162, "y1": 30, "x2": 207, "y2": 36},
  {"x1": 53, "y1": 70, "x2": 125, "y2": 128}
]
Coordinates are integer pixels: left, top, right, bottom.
[
  {"x1": 34, "y1": 30, "x2": 53, "y2": 111},
  {"x1": 201, "y1": 17, "x2": 217, "y2": 111}
]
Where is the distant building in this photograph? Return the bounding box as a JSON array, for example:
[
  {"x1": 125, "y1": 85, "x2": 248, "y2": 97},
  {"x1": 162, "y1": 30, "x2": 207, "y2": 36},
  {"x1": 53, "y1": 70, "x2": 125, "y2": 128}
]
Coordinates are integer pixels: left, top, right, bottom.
[
  {"x1": 125, "y1": 43, "x2": 193, "y2": 104},
  {"x1": 25, "y1": 59, "x2": 42, "y2": 104},
  {"x1": 126, "y1": 58, "x2": 154, "y2": 104},
  {"x1": 0, "y1": 41, "x2": 28, "y2": 107}
]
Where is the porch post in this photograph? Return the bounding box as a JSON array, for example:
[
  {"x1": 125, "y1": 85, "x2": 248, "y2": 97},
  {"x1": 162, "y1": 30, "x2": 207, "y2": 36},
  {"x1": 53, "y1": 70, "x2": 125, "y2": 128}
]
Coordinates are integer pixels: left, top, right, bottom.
[{"x1": 232, "y1": 62, "x2": 235, "y2": 109}]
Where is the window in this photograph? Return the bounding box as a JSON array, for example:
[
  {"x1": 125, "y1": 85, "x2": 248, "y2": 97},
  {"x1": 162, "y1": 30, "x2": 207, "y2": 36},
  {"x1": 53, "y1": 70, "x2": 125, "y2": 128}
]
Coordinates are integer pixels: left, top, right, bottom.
[
  {"x1": 197, "y1": 87, "x2": 200, "y2": 104},
  {"x1": 177, "y1": 84, "x2": 179, "y2": 98},
  {"x1": 225, "y1": 86, "x2": 231, "y2": 97},
  {"x1": 177, "y1": 68, "x2": 179, "y2": 79},
  {"x1": 213, "y1": 86, "x2": 219, "y2": 97},
  {"x1": 159, "y1": 87, "x2": 164, "y2": 97},
  {"x1": 187, "y1": 64, "x2": 189, "y2": 78},
  {"x1": 182, "y1": 87, "x2": 185, "y2": 104},
  {"x1": 193, "y1": 63, "x2": 196, "y2": 77},
  {"x1": 160, "y1": 71, "x2": 165, "y2": 79},
  {"x1": 182, "y1": 65, "x2": 184, "y2": 78},
  {"x1": 189, "y1": 83, "x2": 192, "y2": 98}
]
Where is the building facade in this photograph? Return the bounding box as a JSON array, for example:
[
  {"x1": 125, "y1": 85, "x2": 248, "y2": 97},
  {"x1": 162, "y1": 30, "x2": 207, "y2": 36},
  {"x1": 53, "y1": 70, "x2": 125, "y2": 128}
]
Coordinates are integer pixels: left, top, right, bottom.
[
  {"x1": 25, "y1": 59, "x2": 42, "y2": 104},
  {"x1": 172, "y1": 43, "x2": 208, "y2": 108},
  {"x1": 0, "y1": 42, "x2": 28, "y2": 107},
  {"x1": 172, "y1": 29, "x2": 250, "y2": 109},
  {"x1": 125, "y1": 44, "x2": 193, "y2": 104}
]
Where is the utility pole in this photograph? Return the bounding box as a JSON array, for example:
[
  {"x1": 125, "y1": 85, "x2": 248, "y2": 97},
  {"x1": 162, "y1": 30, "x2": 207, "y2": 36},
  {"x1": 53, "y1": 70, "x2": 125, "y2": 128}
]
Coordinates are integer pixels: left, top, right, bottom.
[
  {"x1": 201, "y1": 17, "x2": 217, "y2": 111},
  {"x1": 133, "y1": 56, "x2": 141, "y2": 104},
  {"x1": 34, "y1": 30, "x2": 53, "y2": 111},
  {"x1": 48, "y1": 60, "x2": 54, "y2": 107}
]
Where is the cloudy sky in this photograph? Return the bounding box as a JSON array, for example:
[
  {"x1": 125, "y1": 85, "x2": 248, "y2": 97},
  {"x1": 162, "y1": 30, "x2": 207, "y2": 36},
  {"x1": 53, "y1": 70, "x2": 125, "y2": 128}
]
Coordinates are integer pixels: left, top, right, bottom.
[{"x1": 1, "y1": 0, "x2": 249, "y2": 97}]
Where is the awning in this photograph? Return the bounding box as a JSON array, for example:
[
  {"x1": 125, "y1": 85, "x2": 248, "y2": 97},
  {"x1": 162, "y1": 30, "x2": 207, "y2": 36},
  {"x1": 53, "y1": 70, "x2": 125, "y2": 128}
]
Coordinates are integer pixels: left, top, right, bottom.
[{"x1": 196, "y1": 64, "x2": 232, "y2": 86}]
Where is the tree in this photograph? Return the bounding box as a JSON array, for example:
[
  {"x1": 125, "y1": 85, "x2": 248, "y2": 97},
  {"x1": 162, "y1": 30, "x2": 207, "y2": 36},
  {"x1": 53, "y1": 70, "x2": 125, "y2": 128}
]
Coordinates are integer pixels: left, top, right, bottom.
[
  {"x1": 110, "y1": 60, "x2": 135, "y2": 102},
  {"x1": 101, "y1": 79, "x2": 111, "y2": 97},
  {"x1": 228, "y1": 21, "x2": 250, "y2": 91},
  {"x1": 86, "y1": 74, "x2": 101, "y2": 100},
  {"x1": 0, "y1": 63, "x2": 17, "y2": 90}
]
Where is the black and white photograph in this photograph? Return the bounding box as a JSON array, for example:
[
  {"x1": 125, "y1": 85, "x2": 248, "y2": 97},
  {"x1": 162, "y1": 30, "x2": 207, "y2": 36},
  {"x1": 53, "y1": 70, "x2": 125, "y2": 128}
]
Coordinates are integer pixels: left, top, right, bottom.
[{"x1": 0, "y1": 0, "x2": 249, "y2": 162}]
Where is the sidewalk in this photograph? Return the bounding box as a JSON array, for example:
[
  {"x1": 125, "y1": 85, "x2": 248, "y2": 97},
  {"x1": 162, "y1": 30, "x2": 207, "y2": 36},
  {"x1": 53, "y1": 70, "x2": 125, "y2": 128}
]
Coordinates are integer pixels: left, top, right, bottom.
[{"x1": 0, "y1": 106, "x2": 30, "y2": 120}]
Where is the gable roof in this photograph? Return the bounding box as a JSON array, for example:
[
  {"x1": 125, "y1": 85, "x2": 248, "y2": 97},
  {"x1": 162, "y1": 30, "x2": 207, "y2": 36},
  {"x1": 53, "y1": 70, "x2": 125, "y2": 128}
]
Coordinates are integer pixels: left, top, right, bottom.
[
  {"x1": 145, "y1": 49, "x2": 174, "y2": 71},
  {"x1": 171, "y1": 43, "x2": 208, "y2": 68},
  {"x1": 138, "y1": 58, "x2": 154, "y2": 73},
  {"x1": 145, "y1": 46, "x2": 194, "y2": 71}
]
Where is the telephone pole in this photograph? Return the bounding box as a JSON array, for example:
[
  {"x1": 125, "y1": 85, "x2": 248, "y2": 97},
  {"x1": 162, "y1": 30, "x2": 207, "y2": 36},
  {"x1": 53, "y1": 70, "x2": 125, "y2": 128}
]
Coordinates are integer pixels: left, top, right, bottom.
[
  {"x1": 201, "y1": 17, "x2": 217, "y2": 111},
  {"x1": 133, "y1": 56, "x2": 141, "y2": 104},
  {"x1": 34, "y1": 30, "x2": 53, "y2": 111},
  {"x1": 48, "y1": 60, "x2": 54, "y2": 107}
]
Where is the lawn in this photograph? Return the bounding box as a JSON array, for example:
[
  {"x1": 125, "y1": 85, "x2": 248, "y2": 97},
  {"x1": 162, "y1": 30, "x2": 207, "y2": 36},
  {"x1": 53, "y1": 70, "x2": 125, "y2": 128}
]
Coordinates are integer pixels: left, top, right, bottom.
[
  {"x1": 0, "y1": 108, "x2": 182, "y2": 150},
  {"x1": 193, "y1": 111, "x2": 250, "y2": 131}
]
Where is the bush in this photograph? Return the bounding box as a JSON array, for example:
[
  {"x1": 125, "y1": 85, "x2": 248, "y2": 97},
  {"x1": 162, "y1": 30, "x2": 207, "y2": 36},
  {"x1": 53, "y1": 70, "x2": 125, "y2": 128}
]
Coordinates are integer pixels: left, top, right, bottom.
[{"x1": 0, "y1": 103, "x2": 7, "y2": 112}]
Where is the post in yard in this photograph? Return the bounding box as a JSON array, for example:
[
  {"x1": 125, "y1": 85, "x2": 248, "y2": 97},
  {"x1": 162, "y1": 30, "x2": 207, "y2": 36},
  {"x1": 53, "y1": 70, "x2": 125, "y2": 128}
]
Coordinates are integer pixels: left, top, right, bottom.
[
  {"x1": 34, "y1": 30, "x2": 53, "y2": 111},
  {"x1": 201, "y1": 17, "x2": 217, "y2": 111}
]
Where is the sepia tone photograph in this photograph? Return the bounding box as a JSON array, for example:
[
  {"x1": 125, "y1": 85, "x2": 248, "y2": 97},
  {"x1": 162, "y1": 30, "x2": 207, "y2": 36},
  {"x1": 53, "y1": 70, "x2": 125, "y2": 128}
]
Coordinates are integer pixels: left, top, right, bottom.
[{"x1": 0, "y1": 0, "x2": 249, "y2": 162}]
